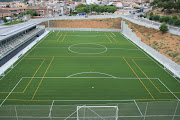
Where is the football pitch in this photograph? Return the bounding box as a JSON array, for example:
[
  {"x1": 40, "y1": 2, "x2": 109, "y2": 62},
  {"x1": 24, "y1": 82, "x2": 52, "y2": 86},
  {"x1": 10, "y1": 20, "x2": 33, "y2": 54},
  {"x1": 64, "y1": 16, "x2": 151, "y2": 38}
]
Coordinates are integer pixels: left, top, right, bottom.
[{"x1": 0, "y1": 31, "x2": 180, "y2": 106}]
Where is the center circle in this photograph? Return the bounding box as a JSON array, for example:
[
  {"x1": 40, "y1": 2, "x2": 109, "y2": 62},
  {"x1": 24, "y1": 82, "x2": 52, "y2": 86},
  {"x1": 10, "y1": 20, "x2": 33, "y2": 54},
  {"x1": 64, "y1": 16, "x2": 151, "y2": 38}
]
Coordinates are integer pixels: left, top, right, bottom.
[{"x1": 68, "y1": 43, "x2": 107, "y2": 54}]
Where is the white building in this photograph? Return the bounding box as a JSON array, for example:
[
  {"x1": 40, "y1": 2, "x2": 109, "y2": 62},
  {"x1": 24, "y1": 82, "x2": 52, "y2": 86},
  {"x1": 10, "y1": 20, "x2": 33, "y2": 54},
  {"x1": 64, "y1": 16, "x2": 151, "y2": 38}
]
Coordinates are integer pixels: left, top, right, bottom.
[{"x1": 86, "y1": 0, "x2": 99, "y2": 5}]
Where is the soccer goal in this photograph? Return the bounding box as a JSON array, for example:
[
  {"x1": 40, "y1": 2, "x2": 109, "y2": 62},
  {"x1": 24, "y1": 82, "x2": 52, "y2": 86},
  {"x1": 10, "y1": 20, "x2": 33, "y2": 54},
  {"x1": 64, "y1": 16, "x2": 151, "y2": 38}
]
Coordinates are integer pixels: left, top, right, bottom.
[{"x1": 77, "y1": 106, "x2": 118, "y2": 120}]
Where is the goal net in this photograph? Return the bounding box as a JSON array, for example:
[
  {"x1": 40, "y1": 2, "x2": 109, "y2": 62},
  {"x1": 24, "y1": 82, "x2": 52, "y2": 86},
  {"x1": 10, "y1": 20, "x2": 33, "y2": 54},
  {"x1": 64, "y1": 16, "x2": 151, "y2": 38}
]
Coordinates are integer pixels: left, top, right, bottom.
[{"x1": 77, "y1": 106, "x2": 118, "y2": 120}]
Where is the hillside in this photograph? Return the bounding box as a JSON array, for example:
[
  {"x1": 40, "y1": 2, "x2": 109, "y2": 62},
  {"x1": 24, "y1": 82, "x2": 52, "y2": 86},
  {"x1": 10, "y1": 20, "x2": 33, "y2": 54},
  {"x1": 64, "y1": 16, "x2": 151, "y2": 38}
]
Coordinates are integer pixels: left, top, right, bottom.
[{"x1": 125, "y1": 20, "x2": 180, "y2": 65}]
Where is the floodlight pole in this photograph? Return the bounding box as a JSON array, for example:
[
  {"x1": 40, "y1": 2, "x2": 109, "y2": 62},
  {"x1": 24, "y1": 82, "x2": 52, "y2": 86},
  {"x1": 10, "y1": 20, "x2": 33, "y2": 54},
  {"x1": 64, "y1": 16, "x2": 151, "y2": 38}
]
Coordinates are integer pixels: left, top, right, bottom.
[
  {"x1": 47, "y1": 5, "x2": 49, "y2": 30},
  {"x1": 121, "y1": 6, "x2": 124, "y2": 33}
]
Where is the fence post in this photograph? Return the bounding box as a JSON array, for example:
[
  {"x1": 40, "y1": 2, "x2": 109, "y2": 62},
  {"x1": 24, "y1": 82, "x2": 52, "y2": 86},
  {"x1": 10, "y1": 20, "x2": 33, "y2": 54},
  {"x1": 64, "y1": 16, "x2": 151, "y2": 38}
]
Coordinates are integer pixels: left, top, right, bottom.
[
  {"x1": 14, "y1": 106, "x2": 18, "y2": 120},
  {"x1": 172, "y1": 100, "x2": 179, "y2": 120},
  {"x1": 143, "y1": 102, "x2": 148, "y2": 120}
]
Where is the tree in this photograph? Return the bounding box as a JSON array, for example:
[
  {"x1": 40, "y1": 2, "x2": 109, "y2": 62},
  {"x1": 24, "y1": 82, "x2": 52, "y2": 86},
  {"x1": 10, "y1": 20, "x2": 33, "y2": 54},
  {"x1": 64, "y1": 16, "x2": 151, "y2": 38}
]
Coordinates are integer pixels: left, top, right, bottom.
[
  {"x1": 159, "y1": 22, "x2": 169, "y2": 33},
  {"x1": 174, "y1": 19, "x2": 180, "y2": 26},
  {"x1": 106, "y1": 6, "x2": 116, "y2": 13},
  {"x1": 168, "y1": 19, "x2": 175, "y2": 25},
  {"x1": 6, "y1": 5, "x2": 10, "y2": 8},
  {"x1": 3, "y1": 17, "x2": 8, "y2": 23},
  {"x1": 163, "y1": 0, "x2": 174, "y2": 12},
  {"x1": 157, "y1": 1, "x2": 164, "y2": 8},
  {"x1": 150, "y1": 12, "x2": 153, "y2": 17},
  {"x1": 159, "y1": 16, "x2": 165, "y2": 22},
  {"x1": 77, "y1": 7, "x2": 86, "y2": 13},
  {"x1": 26, "y1": 10, "x2": 38, "y2": 16},
  {"x1": 152, "y1": 15, "x2": 160, "y2": 21},
  {"x1": 174, "y1": 0, "x2": 180, "y2": 11},
  {"x1": 163, "y1": 16, "x2": 171, "y2": 23},
  {"x1": 172, "y1": 15, "x2": 178, "y2": 20},
  {"x1": 149, "y1": 15, "x2": 153, "y2": 20}
]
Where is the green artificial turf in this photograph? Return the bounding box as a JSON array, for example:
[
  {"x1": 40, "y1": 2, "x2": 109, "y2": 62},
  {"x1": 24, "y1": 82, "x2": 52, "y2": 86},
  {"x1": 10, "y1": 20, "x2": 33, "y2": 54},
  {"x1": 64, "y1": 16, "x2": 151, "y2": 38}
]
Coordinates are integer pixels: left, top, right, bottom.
[{"x1": 0, "y1": 31, "x2": 179, "y2": 106}]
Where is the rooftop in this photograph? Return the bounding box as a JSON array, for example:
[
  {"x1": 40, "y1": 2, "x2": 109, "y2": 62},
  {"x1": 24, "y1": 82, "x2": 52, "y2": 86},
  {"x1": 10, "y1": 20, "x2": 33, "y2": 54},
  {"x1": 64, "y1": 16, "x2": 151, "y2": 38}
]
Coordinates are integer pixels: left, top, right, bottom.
[{"x1": 0, "y1": 20, "x2": 41, "y2": 42}]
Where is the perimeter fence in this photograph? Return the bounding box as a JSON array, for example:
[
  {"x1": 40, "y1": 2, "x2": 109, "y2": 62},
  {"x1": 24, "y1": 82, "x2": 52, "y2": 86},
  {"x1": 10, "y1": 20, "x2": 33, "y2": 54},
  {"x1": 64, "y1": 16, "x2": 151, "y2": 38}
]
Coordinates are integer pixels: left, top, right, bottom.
[
  {"x1": 48, "y1": 28, "x2": 121, "y2": 32},
  {"x1": 0, "y1": 100, "x2": 179, "y2": 120}
]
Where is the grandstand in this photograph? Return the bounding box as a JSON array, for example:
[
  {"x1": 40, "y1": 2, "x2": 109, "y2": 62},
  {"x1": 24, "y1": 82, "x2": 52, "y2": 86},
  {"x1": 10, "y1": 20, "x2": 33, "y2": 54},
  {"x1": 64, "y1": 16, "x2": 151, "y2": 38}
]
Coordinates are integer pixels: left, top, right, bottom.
[{"x1": 0, "y1": 21, "x2": 45, "y2": 67}]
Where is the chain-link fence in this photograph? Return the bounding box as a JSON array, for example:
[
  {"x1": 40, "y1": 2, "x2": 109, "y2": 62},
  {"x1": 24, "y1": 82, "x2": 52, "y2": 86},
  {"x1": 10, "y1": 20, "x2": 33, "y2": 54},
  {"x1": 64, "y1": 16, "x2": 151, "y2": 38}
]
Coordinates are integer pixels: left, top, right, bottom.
[
  {"x1": 121, "y1": 20, "x2": 180, "y2": 78},
  {"x1": 121, "y1": 16, "x2": 180, "y2": 35},
  {"x1": 48, "y1": 28, "x2": 121, "y2": 32},
  {"x1": 123, "y1": 16, "x2": 180, "y2": 36},
  {"x1": 0, "y1": 100, "x2": 179, "y2": 120}
]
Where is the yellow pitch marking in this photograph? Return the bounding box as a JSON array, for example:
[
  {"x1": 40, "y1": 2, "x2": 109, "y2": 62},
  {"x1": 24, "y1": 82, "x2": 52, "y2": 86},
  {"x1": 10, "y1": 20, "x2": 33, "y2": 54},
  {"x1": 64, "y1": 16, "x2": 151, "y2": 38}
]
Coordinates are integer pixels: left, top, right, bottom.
[
  {"x1": 31, "y1": 57, "x2": 54, "y2": 100},
  {"x1": 57, "y1": 33, "x2": 63, "y2": 41},
  {"x1": 123, "y1": 57, "x2": 155, "y2": 100},
  {"x1": 109, "y1": 33, "x2": 117, "y2": 42},
  {"x1": 23, "y1": 58, "x2": 46, "y2": 93},
  {"x1": 0, "y1": 58, "x2": 45, "y2": 94},
  {"x1": 104, "y1": 33, "x2": 112, "y2": 43},
  {"x1": 61, "y1": 32, "x2": 67, "y2": 42},
  {"x1": 132, "y1": 59, "x2": 180, "y2": 94}
]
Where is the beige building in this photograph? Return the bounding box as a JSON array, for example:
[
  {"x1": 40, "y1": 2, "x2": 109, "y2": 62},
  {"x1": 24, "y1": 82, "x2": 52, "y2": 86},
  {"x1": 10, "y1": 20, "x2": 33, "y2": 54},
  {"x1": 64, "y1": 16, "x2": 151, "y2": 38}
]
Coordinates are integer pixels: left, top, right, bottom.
[{"x1": 0, "y1": 9, "x2": 11, "y2": 19}]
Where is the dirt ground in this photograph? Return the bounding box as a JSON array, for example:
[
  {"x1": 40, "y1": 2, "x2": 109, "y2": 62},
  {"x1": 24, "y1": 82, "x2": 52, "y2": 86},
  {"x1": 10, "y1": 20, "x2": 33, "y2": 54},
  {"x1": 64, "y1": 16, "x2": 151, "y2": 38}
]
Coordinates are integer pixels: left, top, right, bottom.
[
  {"x1": 148, "y1": 8, "x2": 180, "y2": 18},
  {"x1": 125, "y1": 20, "x2": 180, "y2": 65},
  {"x1": 40, "y1": 18, "x2": 121, "y2": 29}
]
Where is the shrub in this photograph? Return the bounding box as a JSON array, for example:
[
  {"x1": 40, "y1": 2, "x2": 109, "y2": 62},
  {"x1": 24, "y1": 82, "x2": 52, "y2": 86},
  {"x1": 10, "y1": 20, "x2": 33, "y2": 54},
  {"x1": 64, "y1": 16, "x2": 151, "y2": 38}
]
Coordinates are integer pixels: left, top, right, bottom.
[
  {"x1": 174, "y1": 19, "x2": 180, "y2": 26},
  {"x1": 150, "y1": 12, "x2": 153, "y2": 17},
  {"x1": 163, "y1": 16, "x2": 171, "y2": 23},
  {"x1": 159, "y1": 16, "x2": 165, "y2": 23},
  {"x1": 168, "y1": 19, "x2": 175, "y2": 25},
  {"x1": 159, "y1": 22, "x2": 169, "y2": 33},
  {"x1": 149, "y1": 15, "x2": 153, "y2": 20},
  {"x1": 143, "y1": 15, "x2": 147, "y2": 18},
  {"x1": 152, "y1": 15, "x2": 160, "y2": 21},
  {"x1": 3, "y1": 17, "x2": 8, "y2": 23},
  {"x1": 172, "y1": 15, "x2": 178, "y2": 20},
  {"x1": 140, "y1": 14, "x2": 143, "y2": 17}
]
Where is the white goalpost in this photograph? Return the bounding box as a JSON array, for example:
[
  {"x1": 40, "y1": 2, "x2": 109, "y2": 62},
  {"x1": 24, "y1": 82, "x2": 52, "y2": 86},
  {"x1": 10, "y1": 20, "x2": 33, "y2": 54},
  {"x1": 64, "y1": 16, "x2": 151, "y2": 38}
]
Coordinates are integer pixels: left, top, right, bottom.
[{"x1": 76, "y1": 106, "x2": 118, "y2": 120}]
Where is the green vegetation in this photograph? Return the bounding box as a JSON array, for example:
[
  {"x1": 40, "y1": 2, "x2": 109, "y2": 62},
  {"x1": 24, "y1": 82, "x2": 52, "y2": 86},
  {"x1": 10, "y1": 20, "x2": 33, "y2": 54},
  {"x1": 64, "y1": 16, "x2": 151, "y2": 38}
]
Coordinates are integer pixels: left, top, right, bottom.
[
  {"x1": 76, "y1": 4, "x2": 116, "y2": 13},
  {"x1": 3, "y1": 17, "x2": 8, "y2": 23},
  {"x1": 150, "y1": 0, "x2": 180, "y2": 26},
  {"x1": 159, "y1": 22, "x2": 169, "y2": 33},
  {"x1": 26, "y1": 10, "x2": 38, "y2": 16},
  {"x1": 0, "y1": 31, "x2": 179, "y2": 106},
  {"x1": 4, "y1": 21, "x2": 24, "y2": 25},
  {"x1": 138, "y1": 14, "x2": 147, "y2": 18},
  {"x1": 6, "y1": 5, "x2": 10, "y2": 8},
  {"x1": 151, "y1": 0, "x2": 180, "y2": 12},
  {"x1": 149, "y1": 14, "x2": 180, "y2": 26}
]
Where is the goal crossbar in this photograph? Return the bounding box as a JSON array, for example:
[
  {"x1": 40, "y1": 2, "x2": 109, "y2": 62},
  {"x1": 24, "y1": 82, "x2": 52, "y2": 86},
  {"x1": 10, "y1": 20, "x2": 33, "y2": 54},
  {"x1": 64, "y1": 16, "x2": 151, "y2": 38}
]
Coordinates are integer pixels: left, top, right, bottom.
[{"x1": 77, "y1": 106, "x2": 118, "y2": 120}]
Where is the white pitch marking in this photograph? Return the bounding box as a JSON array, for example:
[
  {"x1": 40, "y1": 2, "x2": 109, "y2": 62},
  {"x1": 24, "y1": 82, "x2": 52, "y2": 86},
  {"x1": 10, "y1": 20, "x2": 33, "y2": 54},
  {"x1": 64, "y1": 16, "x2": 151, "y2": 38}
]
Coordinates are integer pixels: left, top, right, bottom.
[
  {"x1": 157, "y1": 78, "x2": 179, "y2": 100},
  {"x1": 67, "y1": 72, "x2": 116, "y2": 78},
  {"x1": 68, "y1": 43, "x2": 107, "y2": 54},
  {"x1": 0, "y1": 78, "x2": 24, "y2": 106},
  {"x1": 111, "y1": 32, "x2": 116, "y2": 37},
  {"x1": 56, "y1": 31, "x2": 60, "y2": 36}
]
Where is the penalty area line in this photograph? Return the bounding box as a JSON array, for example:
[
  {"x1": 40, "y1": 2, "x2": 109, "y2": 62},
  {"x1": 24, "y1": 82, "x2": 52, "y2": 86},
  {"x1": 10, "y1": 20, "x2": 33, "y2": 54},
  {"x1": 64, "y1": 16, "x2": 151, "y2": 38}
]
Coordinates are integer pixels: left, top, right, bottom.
[{"x1": 0, "y1": 77, "x2": 23, "y2": 106}]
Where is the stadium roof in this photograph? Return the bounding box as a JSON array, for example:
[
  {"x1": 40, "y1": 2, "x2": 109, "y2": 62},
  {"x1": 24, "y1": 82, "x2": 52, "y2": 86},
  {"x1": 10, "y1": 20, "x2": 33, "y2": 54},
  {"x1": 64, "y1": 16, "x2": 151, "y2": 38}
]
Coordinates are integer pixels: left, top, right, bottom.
[{"x1": 0, "y1": 21, "x2": 41, "y2": 42}]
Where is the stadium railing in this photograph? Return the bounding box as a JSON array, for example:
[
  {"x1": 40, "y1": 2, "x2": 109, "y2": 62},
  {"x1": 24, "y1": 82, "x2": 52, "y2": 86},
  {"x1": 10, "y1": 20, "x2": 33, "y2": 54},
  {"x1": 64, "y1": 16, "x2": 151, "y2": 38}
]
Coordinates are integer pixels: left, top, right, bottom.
[
  {"x1": 48, "y1": 28, "x2": 121, "y2": 32},
  {"x1": 0, "y1": 100, "x2": 179, "y2": 120}
]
